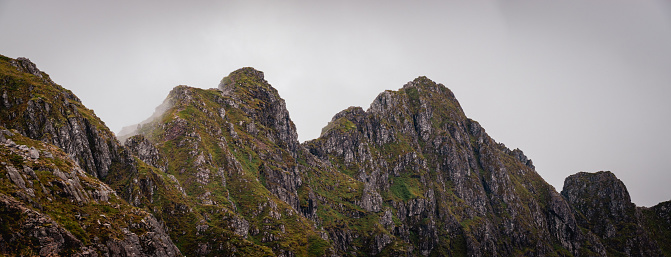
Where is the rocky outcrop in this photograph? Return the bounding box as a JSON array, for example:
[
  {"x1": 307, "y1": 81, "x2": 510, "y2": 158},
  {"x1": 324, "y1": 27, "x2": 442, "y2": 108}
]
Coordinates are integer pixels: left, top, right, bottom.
[
  {"x1": 133, "y1": 68, "x2": 670, "y2": 256},
  {"x1": 562, "y1": 171, "x2": 664, "y2": 256},
  {"x1": 219, "y1": 67, "x2": 300, "y2": 154},
  {"x1": 1, "y1": 56, "x2": 182, "y2": 257},
  {"x1": 125, "y1": 135, "x2": 168, "y2": 172},
  {"x1": 0, "y1": 189, "x2": 180, "y2": 257}
]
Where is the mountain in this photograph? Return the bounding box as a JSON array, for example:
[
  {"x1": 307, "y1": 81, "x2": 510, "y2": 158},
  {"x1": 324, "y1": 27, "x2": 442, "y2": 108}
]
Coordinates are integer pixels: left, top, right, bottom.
[
  {"x1": 1, "y1": 55, "x2": 670, "y2": 256},
  {"x1": 304, "y1": 77, "x2": 605, "y2": 256}
]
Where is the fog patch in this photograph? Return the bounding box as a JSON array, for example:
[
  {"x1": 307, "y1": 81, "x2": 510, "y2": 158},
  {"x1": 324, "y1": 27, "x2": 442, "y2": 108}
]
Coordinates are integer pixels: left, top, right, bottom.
[{"x1": 117, "y1": 98, "x2": 173, "y2": 143}]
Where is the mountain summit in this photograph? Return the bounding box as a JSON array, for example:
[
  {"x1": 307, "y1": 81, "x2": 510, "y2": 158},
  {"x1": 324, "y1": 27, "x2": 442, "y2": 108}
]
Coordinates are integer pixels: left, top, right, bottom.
[
  {"x1": 1, "y1": 55, "x2": 669, "y2": 256},
  {"x1": 219, "y1": 67, "x2": 299, "y2": 153}
]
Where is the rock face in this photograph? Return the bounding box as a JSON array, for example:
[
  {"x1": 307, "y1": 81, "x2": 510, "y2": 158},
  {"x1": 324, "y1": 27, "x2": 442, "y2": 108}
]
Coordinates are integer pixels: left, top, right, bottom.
[
  {"x1": 562, "y1": 171, "x2": 664, "y2": 256},
  {"x1": 2, "y1": 55, "x2": 670, "y2": 256}
]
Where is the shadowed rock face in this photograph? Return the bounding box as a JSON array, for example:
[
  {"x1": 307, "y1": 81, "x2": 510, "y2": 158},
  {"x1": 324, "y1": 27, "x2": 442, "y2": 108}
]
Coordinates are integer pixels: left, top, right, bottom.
[
  {"x1": 562, "y1": 171, "x2": 664, "y2": 256},
  {"x1": 2, "y1": 55, "x2": 670, "y2": 256}
]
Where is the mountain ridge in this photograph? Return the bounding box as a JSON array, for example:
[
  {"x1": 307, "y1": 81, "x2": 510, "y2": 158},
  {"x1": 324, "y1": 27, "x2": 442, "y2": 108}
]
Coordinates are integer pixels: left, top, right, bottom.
[{"x1": 1, "y1": 56, "x2": 669, "y2": 256}]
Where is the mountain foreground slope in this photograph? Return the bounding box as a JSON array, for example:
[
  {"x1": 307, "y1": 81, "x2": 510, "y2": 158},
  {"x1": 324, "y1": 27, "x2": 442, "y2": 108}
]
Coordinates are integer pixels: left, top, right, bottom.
[{"x1": 1, "y1": 55, "x2": 669, "y2": 256}]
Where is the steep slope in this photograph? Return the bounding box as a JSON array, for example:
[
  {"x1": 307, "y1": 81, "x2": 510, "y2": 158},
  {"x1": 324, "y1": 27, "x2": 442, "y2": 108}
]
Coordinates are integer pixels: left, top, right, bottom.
[
  {"x1": 0, "y1": 128, "x2": 180, "y2": 256},
  {"x1": 305, "y1": 77, "x2": 607, "y2": 256}
]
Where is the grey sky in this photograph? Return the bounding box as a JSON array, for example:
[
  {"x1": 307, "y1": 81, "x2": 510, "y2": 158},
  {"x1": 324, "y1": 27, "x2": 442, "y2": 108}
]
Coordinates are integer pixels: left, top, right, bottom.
[{"x1": 1, "y1": 0, "x2": 669, "y2": 206}]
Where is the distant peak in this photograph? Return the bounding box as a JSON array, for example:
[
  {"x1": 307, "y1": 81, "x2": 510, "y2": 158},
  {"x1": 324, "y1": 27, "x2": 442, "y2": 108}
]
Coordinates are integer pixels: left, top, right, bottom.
[
  {"x1": 231, "y1": 67, "x2": 265, "y2": 80},
  {"x1": 403, "y1": 76, "x2": 436, "y2": 89}
]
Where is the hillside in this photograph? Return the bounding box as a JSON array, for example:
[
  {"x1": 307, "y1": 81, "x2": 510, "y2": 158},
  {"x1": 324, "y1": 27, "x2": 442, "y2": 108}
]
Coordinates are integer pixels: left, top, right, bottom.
[{"x1": 1, "y1": 55, "x2": 669, "y2": 256}]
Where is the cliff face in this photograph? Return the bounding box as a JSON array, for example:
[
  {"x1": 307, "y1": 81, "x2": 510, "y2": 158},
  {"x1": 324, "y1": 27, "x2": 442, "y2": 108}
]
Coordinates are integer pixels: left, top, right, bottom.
[{"x1": 2, "y1": 55, "x2": 670, "y2": 256}]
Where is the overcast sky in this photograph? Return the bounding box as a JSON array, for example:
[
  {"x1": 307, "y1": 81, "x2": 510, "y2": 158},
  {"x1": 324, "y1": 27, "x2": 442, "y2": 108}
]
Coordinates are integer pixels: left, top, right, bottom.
[{"x1": 1, "y1": 0, "x2": 670, "y2": 206}]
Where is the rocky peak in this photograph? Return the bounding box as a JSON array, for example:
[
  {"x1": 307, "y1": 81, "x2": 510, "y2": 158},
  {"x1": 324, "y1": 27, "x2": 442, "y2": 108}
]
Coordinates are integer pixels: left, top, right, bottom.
[
  {"x1": 9, "y1": 57, "x2": 43, "y2": 78},
  {"x1": 331, "y1": 106, "x2": 365, "y2": 122},
  {"x1": 0, "y1": 126, "x2": 181, "y2": 256},
  {"x1": 218, "y1": 67, "x2": 299, "y2": 153},
  {"x1": 562, "y1": 171, "x2": 634, "y2": 219},
  {"x1": 562, "y1": 171, "x2": 664, "y2": 256},
  {"x1": 4, "y1": 55, "x2": 670, "y2": 256}
]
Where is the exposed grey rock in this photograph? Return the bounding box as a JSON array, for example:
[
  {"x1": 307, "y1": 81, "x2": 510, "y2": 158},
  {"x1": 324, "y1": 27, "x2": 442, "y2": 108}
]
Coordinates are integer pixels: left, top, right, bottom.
[
  {"x1": 42, "y1": 150, "x2": 53, "y2": 158},
  {"x1": 125, "y1": 134, "x2": 168, "y2": 172},
  {"x1": 133, "y1": 216, "x2": 182, "y2": 257},
  {"x1": 7, "y1": 57, "x2": 669, "y2": 256},
  {"x1": 6, "y1": 165, "x2": 26, "y2": 191},
  {"x1": 10, "y1": 57, "x2": 44, "y2": 78},
  {"x1": 231, "y1": 216, "x2": 250, "y2": 238},
  {"x1": 304, "y1": 76, "x2": 624, "y2": 256},
  {"x1": 28, "y1": 146, "x2": 40, "y2": 159},
  {"x1": 0, "y1": 130, "x2": 6, "y2": 144}
]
